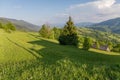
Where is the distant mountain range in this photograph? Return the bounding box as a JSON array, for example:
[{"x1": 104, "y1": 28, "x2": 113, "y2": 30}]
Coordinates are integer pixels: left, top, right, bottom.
[
  {"x1": 0, "y1": 17, "x2": 120, "y2": 34},
  {"x1": 52, "y1": 22, "x2": 94, "y2": 27},
  {"x1": 90, "y1": 17, "x2": 120, "y2": 34},
  {"x1": 75, "y1": 22, "x2": 94, "y2": 27},
  {"x1": 0, "y1": 17, "x2": 40, "y2": 31},
  {"x1": 78, "y1": 27, "x2": 120, "y2": 43}
]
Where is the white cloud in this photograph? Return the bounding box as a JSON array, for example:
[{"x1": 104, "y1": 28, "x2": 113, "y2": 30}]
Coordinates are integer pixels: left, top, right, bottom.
[
  {"x1": 69, "y1": 0, "x2": 116, "y2": 10},
  {"x1": 53, "y1": 0, "x2": 120, "y2": 24},
  {"x1": 96, "y1": 0, "x2": 116, "y2": 9}
]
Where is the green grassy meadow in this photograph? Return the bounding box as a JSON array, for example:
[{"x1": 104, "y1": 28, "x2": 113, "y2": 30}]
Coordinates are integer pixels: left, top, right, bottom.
[{"x1": 0, "y1": 29, "x2": 120, "y2": 80}]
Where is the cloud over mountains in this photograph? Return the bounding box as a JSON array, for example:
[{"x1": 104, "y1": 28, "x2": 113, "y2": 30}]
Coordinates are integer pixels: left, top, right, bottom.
[{"x1": 53, "y1": 0, "x2": 120, "y2": 24}]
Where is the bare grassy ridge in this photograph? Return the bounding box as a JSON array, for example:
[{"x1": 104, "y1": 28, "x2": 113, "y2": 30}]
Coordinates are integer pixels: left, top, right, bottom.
[{"x1": 0, "y1": 29, "x2": 120, "y2": 80}]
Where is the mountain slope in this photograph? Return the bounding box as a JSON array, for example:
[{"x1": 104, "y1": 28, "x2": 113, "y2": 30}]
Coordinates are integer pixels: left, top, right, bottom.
[
  {"x1": 0, "y1": 17, "x2": 40, "y2": 31},
  {"x1": 78, "y1": 27, "x2": 120, "y2": 43},
  {"x1": 91, "y1": 17, "x2": 120, "y2": 34},
  {"x1": 76, "y1": 22, "x2": 94, "y2": 27}
]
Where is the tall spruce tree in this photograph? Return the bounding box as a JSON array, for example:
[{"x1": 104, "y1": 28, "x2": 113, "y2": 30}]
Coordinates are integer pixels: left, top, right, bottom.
[{"x1": 59, "y1": 16, "x2": 78, "y2": 46}]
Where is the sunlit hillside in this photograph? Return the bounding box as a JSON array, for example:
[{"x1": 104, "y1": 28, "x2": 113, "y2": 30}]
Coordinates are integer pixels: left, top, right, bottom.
[{"x1": 0, "y1": 29, "x2": 120, "y2": 79}]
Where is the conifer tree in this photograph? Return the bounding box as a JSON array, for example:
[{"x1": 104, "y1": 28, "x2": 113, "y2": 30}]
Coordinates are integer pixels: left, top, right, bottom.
[{"x1": 59, "y1": 16, "x2": 78, "y2": 46}]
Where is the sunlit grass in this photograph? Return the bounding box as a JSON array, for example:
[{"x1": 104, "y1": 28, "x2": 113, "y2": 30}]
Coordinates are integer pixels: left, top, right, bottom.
[
  {"x1": 0, "y1": 29, "x2": 120, "y2": 79},
  {"x1": 90, "y1": 48, "x2": 120, "y2": 55}
]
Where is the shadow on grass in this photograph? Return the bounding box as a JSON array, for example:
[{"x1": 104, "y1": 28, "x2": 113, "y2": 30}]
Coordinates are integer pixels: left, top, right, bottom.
[
  {"x1": 28, "y1": 38, "x2": 120, "y2": 65},
  {"x1": 7, "y1": 33, "x2": 120, "y2": 65},
  {"x1": 7, "y1": 37, "x2": 40, "y2": 59},
  {"x1": 28, "y1": 39, "x2": 64, "y2": 65}
]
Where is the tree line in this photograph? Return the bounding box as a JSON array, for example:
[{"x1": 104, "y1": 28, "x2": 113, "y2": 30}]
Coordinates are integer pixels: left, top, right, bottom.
[
  {"x1": 39, "y1": 17, "x2": 93, "y2": 51},
  {"x1": 0, "y1": 17, "x2": 119, "y2": 52},
  {"x1": 39, "y1": 16, "x2": 120, "y2": 52}
]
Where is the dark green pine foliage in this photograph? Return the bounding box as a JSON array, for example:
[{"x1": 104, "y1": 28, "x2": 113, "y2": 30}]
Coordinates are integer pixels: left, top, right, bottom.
[
  {"x1": 83, "y1": 37, "x2": 92, "y2": 50},
  {"x1": 59, "y1": 16, "x2": 79, "y2": 46}
]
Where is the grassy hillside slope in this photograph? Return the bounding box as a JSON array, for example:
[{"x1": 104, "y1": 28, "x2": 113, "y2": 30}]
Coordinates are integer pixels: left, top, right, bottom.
[
  {"x1": 78, "y1": 27, "x2": 120, "y2": 43},
  {"x1": 0, "y1": 29, "x2": 120, "y2": 79}
]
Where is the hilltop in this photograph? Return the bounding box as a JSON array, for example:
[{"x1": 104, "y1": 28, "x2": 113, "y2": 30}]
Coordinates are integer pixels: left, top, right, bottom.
[
  {"x1": 0, "y1": 17, "x2": 40, "y2": 32},
  {"x1": 90, "y1": 17, "x2": 120, "y2": 34}
]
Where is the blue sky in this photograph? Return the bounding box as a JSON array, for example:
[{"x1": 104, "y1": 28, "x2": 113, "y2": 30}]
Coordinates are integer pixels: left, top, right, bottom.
[{"x1": 0, "y1": 0, "x2": 120, "y2": 25}]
